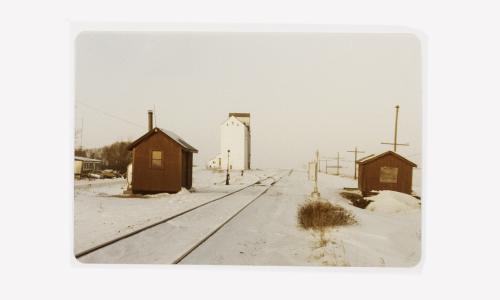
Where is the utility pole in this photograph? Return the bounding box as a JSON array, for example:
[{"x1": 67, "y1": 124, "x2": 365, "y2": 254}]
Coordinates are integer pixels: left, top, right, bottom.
[
  {"x1": 225, "y1": 149, "x2": 231, "y2": 185},
  {"x1": 309, "y1": 149, "x2": 321, "y2": 200},
  {"x1": 347, "y1": 147, "x2": 365, "y2": 179},
  {"x1": 381, "y1": 105, "x2": 409, "y2": 152},
  {"x1": 318, "y1": 159, "x2": 330, "y2": 173},
  {"x1": 319, "y1": 157, "x2": 338, "y2": 174},
  {"x1": 333, "y1": 152, "x2": 343, "y2": 176}
]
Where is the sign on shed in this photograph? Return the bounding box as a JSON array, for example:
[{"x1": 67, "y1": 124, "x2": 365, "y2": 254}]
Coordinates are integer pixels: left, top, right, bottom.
[{"x1": 380, "y1": 166, "x2": 398, "y2": 183}]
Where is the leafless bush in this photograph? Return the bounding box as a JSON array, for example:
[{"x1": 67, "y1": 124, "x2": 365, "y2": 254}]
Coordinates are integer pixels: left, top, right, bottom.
[{"x1": 298, "y1": 201, "x2": 356, "y2": 231}]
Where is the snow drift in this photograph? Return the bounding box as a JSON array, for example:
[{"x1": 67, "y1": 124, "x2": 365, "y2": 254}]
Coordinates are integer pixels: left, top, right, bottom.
[{"x1": 365, "y1": 190, "x2": 420, "y2": 214}]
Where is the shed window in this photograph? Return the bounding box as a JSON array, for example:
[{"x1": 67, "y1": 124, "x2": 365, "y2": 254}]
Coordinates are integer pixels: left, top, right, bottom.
[
  {"x1": 380, "y1": 166, "x2": 398, "y2": 183},
  {"x1": 151, "y1": 150, "x2": 163, "y2": 169}
]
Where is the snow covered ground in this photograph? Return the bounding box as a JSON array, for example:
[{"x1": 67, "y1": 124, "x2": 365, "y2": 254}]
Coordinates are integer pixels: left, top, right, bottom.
[
  {"x1": 181, "y1": 170, "x2": 421, "y2": 267},
  {"x1": 75, "y1": 177, "x2": 125, "y2": 188},
  {"x1": 78, "y1": 174, "x2": 287, "y2": 264},
  {"x1": 74, "y1": 168, "x2": 280, "y2": 255},
  {"x1": 75, "y1": 168, "x2": 421, "y2": 267}
]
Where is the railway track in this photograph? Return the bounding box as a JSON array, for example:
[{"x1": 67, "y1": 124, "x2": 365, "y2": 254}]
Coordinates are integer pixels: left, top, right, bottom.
[{"x1": 76, "y1": 170, "x2": 290, "y2": 263}]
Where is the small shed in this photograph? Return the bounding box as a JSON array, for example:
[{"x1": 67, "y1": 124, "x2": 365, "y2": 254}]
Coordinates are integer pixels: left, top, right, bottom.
[
  {"x1": 74, "y1": 156, "x2": 102, "y2": 178},
  {"x1": 357, "y1": 151, "x2": 417, "y2": 196},
  {"x1": 127, "y1": 112, "x2": 198, "y2": 194}
]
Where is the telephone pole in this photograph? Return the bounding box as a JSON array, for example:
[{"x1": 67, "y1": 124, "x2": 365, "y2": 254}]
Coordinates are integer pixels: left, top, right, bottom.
[
  {"x1": 334, "y1": 152, "x2": 343, "y2": 176},
  {"x1": 310, "y1": 149, "x2": 320, "y2": 200},
  {"x1": 347, "y1": 147, "x2": 364, "y2": 179},
  {"x1": 381, "y1": 105, "x2": 409, "y2": 152},
  {"x1": 318, "y1": 158, "x2": 332, "y2": 173},
  {"x1": 320, "y1": 154, "x2": 343, "y2": 175}
]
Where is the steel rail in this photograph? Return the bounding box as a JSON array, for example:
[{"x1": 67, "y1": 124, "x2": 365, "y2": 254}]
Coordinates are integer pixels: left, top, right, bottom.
[
  {"x1": 173, "y1": 171, "x2": 290, "y2": 264},
  {"x1": 75, "y1": 171, "x2": 287, "y2": 259}
]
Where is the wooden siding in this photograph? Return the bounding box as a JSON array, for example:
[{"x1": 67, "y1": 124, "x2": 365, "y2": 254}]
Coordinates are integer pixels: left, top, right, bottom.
[
  {"x1": 358, "y1": 153, "x2": 414, "y2": 195},
  {"x1": 131, "y1": 131, "x2": 183, "y2": 194}
]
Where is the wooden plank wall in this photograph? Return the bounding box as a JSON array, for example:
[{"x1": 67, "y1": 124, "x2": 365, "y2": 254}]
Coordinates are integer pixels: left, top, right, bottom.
[
  {"x1": 131, "y1": 133, "x2": 183, "y2": 193},
  {"x1": 359, "y1": 155, "x2": 413, "y2": 195}
]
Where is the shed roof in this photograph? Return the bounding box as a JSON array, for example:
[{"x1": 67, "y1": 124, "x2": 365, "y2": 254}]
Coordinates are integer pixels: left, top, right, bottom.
[
  {"x1": 357, "y1": 151, "x2": 417, "y2": 167},
  {"x1": 127, "y1": 127, "x2": 198, "y2": 153},
  {"x1": 75, "y1": 156, "x2": 102, "y2": 163},
  {"x1": 356, "y1": 154, "x2": 375, "y2": 163}
]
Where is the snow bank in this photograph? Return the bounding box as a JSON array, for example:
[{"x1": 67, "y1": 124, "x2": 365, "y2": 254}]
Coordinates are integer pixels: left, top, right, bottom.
[
  {"x1": 74, "y1": 178, "x2": 126, "y2": 189},
  {"x1": 147, "y1": 188, "x2": 191, "y2": 198},
  {"x1": 366, "y1": 190, "x2": 420, "y2": 214}
]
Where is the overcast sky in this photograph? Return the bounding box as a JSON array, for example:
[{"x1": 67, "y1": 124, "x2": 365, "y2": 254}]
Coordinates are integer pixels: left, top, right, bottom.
[{"x1": 75, "y1": 31, "x2": 421, "y2": 170}]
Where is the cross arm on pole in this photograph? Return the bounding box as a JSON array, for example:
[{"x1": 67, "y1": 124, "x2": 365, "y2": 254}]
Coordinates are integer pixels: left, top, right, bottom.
[{"x1": 381, "y1": 142, "x2": 410, "y2": 146}]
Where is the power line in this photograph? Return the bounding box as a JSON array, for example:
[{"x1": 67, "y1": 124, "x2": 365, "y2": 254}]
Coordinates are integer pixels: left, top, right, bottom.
[{"x1": 76, "y1": 101, "x2": 145, "y2": 129}]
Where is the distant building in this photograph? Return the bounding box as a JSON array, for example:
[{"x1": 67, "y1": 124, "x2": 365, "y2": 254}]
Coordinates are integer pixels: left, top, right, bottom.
[
  {"x1": 357, "y1": 151, "x2": 417, "y2": 196},
  {"x1": 207, "y1": 153, "x2": 222, "y2": 169},
  {"x1": 74, "y1": 156, "x2": 101, "y2": 178},
  {"x1": 127, "y1": 111, "x2": 198, "y2": 194},
  {"x1": 209, "y1": 113, "x2": 251, "y2": 170}
]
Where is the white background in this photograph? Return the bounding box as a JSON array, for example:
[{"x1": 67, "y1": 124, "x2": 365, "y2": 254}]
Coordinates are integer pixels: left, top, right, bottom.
[{"x1": 1, "y1": 0, "x2": 499, "y2": 299}]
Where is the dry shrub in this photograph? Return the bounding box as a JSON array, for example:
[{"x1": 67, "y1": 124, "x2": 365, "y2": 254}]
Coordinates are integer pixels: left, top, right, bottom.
[
  {"x1": 298, "y1": 201, "x2": 356, "y2": 231},
  {"x1": 340, "y1": 192, "x2": 372, "y2": 209}
]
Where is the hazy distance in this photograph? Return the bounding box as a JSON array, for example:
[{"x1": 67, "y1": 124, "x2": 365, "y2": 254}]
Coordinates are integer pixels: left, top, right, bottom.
[{"x1": 75, "y1": 31, "x2": 422, "y2": 170}]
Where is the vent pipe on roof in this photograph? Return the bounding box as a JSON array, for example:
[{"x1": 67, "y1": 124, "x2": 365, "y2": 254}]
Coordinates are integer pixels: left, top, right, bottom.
[{"x1": 148, "y1": 110, "x2": 153, "y2": 131}]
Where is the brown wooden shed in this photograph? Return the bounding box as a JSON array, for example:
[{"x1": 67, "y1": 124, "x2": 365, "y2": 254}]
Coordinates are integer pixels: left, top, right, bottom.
[
  {"x1": 357, "y1": 151, "x2": 417, "y2": 196},
  {"x1": 127, "y1": 126, "x2": 198, "y2": 194}
]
